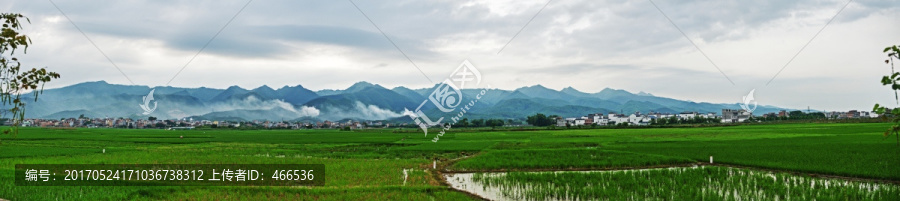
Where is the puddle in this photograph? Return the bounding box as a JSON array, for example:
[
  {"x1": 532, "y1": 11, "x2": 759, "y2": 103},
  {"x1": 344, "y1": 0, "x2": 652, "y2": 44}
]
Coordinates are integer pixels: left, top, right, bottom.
[
  {"x1": 447, "y1": 172, "x2": 524, "y2": 201},
  {"x1": 445, "y1": 166, "x2": 900, "y2": 201}
]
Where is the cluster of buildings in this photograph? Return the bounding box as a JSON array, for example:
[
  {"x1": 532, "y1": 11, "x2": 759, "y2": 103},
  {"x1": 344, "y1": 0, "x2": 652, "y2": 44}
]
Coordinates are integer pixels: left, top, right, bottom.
[
  {"x1": 556, "y1": 111, "x2": 722, "y2": 127},
  {"x1": 758, "y1": 110, "x2": 879, "y2": 119},
  {"x1": 557, "y1": 108, "x2": 880, "y2": 127},
  {"x1": 826, "y1": 110, "x2": 878, "y2": 119},
  {"x1": 14, "y1": 117, "x2": 395, "y2": 130},
  {"x1": 10, "y1": 109, "x2": 883, "y2": 129}
]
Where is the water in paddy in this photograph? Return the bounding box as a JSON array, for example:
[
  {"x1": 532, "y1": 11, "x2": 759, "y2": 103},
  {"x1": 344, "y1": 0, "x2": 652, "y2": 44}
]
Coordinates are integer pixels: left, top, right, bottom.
[{"x1": 444, "y1": 166, "x2": 900, "y2": 201}]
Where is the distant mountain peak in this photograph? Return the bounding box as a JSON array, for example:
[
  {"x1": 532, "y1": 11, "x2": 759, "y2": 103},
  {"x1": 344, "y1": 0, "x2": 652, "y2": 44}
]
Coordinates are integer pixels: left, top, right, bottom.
[
  {"x1": 274, "y1": 84, "x2": 318, "y2": 105},
  {"x1": 250, "y1": 85, "x2": 278, "y2": 99},
  {"x1": 524, "y1": 84, "x2": 550, "y2": 90},
  {"x1": 252, "y1": 85, "x2": 275, "y2": 91},
  {"x1": 512, "y1": 85, "x2": 576, "y2": 101},
  {"x1": 561, "y1": 86, "x2": 581, "y2": 93},
  {"x1": 598, "y1": 87, "x2": 629, "y2": 93},
  {"x1": 279, "y1": 84, "x2": 305, "y2": 90},
  {"x1": 561, "y1": 86, "x2": 590, "y2": 97},
  {"x1": 350, "y1": 81, "x2": 376, "y2": 87},
  {"x1": 515, "y1": 84, "x2": 557, "y2": 93},
  {"x1": 69, "y1": 80, "x2": 111, "y2": 88},
  {"x1": 209, "y1": 86, "x2": 250, "y2": 102},
  {"x1": 31, "y1": 80, "x2": 793, "y2": 121},
  {"x1": 345, "y1": 81, "x2": 383, "y2": 93},
  {"x1": 595, "y1": 87, "x2": 635, "y2": 99},
  {"x1": 391, "y1": 86, "x2": 411, "y2": 90},
  {"x1": 225, "y1": 85, "x2": 244, "y2": 91},
  {"x1": 391, "y1": 86, "x2": 425, "y2": 102}
]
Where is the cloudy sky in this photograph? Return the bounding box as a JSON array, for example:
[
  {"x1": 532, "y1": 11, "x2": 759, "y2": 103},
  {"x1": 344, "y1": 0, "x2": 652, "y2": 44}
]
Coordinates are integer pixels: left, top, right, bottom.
[{"x1": 3, "y1": 0, "x2": 899, "y2": 111}]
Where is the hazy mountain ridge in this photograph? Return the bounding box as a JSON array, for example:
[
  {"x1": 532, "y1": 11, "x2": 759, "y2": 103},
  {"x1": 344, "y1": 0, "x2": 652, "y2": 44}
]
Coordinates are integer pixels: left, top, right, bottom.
[{"x1": 21, "y1": 81, "x2": 789, "y2": 121}]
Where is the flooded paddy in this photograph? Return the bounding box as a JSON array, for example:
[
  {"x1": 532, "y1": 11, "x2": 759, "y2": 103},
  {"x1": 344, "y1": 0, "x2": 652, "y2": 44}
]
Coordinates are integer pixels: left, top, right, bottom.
[{"x1": 445, "y1": 166, "x2": 900, "y2": 201}]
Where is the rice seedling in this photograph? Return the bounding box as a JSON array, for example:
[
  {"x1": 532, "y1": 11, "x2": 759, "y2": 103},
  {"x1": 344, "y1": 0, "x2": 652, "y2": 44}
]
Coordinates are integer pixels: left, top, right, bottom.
[{"x1": 452, "y1": 166, "x2": 900, "y2": 201}]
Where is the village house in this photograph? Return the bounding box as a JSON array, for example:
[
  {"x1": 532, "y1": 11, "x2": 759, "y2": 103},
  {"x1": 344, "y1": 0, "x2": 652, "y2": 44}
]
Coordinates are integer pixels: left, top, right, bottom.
[
  {"x1": 721, "y1": 109, "x2": 752, "y2": 123},
  {"x1": 677, "y1": 112, "x2": 698, "y2": 119}
]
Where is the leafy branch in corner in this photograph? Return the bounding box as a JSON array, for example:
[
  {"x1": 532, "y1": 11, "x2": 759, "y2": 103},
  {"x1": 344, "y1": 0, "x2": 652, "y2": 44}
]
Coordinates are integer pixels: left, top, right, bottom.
[
  {"x1": 0, "y1": 13, "x2": 61, "y2": 143},
  {"x1": 874, "y1": 45, "x2": 900, "y2": 145}
]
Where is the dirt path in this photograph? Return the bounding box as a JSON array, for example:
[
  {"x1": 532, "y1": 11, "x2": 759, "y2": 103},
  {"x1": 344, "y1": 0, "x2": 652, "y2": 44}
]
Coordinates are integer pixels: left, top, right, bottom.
[{"x1": 427, "y1": 153, "x2": 490, "y2": 201}]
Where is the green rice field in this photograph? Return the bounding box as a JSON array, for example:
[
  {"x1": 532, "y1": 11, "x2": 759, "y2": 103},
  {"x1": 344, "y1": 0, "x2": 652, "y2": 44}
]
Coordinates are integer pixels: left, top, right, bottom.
[
  {"x1": 451, "y1": 166, "x2": 900, "y2": 201},
  {"x1": 0, "y1": 122, "x2": 898, "y2": 200}
]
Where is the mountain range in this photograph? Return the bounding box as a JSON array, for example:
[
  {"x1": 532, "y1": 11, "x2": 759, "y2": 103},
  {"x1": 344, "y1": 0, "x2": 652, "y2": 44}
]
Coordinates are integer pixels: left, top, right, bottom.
[{"x1": 18, "y1": 81, "x2": 789, "y2": 122}]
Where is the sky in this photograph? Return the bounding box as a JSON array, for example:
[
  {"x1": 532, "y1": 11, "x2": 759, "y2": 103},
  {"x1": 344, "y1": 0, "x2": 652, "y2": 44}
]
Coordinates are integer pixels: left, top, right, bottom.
[{"x1": 3, "y1": 0, "x2": 899, "y2": 111}]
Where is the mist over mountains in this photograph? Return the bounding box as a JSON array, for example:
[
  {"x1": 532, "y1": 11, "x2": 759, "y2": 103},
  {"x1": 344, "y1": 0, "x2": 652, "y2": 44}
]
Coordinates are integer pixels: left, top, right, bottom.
[{"x1": 21, "y1": 81, "x2": 788, "y2": 122}]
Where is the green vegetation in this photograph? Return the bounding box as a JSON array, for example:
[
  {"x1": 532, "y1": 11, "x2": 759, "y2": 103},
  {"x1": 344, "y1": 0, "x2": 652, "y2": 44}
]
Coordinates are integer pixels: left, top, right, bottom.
[
  {"x1": 0, "y1": 122, "x2": 898, "y2": 200},
  {"x1": 0, "y1": 128, "x2": 471, "y2": 200},
  {"x1": 874, "y1": 44, "x2": 900, "y2": 146},
  {"x1": 651, "y1": 115, "x2": 721, "y2": 125},
  {"x1": 451, "y1": 149, "x2": 691, "y2": 171},
  {"x1": 450, "y1": 123, "x2": 900, "y2": 180},
  {"x1": 0, "y1": 13, "x2": 61, "y2": 139},
  {"x1": 452, "y1": 118, "x2": 507, "y2": 128},
  {"x1": 759, "y1": 110, "x2": 826, "y2": 121},
  {"x1": 525, "y1": 113, "x2": 557, "y2": 127},
  {"x1": 467, "y1": 166, "x2": 900, "y2": 201}
]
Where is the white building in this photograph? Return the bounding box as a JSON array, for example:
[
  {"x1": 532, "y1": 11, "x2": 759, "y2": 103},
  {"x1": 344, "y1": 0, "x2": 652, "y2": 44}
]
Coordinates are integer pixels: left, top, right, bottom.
[
  {"x1": 591, "y1": 115, "x2": 609, "y2": 126},
  {"x1": 607, "y1": 113, "x2": 629, "y2": 125},
  {"x1": 628, "y1": 114, "x2": 652, "y2": 126},
  {"x1": 722, "y1": 109, "x2": 752, "y2": 123},
  {"x1": 574, "y1": 117, "x2": 586, "y2": 126},
  {"x1": 678, "y1": 112, "x2": 698, "y2": 119}
]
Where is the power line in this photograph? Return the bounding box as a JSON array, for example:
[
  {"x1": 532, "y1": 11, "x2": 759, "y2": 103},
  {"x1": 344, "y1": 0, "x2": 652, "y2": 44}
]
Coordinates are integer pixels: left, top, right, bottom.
[
  {"x1": 648, "y1": 0, "x2": 734, "y2": 85},
  {"x1": 348, "y1": 0, "x2": 433, "y2": 84},
  {"x1": 48, "y1": 0, "x2": 135, "y2": 85}
]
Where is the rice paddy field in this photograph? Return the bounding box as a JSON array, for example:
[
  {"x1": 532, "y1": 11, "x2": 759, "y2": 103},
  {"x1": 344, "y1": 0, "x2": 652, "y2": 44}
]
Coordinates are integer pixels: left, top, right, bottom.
[
  {"x1": 1, "y1": 122, "x2": 898, "y2": 200},
  {"x1": 450, "y1": 166, "x2": 900, "y2": 201}
]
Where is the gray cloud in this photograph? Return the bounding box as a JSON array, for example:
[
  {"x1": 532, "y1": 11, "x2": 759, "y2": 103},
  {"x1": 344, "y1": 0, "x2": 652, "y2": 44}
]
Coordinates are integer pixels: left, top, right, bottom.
[{"x1": 5, "y1": 0, "x2": 899, "y2": 111}]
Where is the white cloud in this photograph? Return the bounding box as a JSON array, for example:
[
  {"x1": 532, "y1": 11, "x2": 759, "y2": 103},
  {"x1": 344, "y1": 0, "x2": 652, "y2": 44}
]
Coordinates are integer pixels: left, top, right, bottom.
[
  {"x1": 214, "y1": 96, "x2": 319, "y2": 117},
  {"x1": 319, "y1": 101, "x2": 407, "y2": 120}
]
